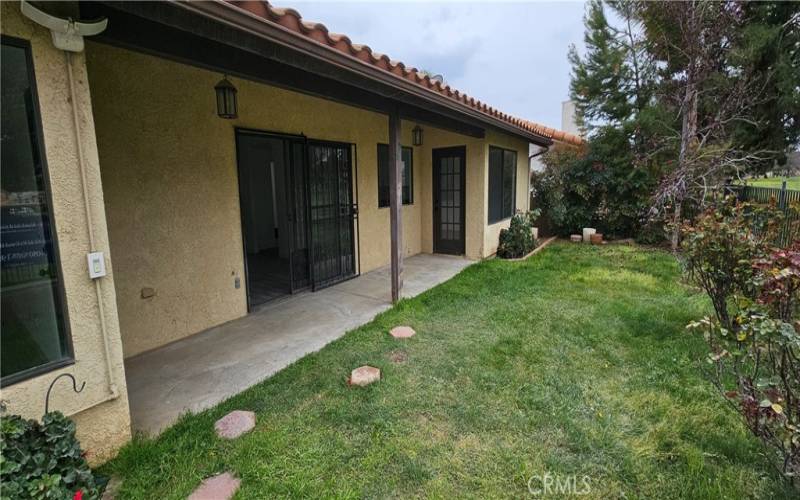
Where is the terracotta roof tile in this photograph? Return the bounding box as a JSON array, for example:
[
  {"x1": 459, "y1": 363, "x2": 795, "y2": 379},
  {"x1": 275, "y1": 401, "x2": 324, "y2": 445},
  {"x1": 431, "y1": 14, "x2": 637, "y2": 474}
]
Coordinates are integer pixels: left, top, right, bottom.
[{"x1": 224, "y1": 0, "x2": 583, "y2": 146}]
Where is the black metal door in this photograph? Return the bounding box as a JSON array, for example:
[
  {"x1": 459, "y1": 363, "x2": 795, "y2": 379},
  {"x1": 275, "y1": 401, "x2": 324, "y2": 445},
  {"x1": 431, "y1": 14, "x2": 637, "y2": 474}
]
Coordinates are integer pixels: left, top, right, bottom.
[
  {"x1": 307, "y1": 141, "x2": 356, "y2": 290},
  {"x1": 433, "y1": 146, "x2": 466, "y2": 255},
  {"x1": 286, "y1": 139, "x2": 310, "y2": 292}
]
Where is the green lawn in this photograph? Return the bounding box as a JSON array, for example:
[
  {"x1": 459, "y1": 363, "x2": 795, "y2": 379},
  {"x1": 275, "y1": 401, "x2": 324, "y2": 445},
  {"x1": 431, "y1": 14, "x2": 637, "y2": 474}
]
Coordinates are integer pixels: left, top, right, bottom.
[
  {"x1": 102, "y1": 243, "x2": 794, "y2": 498},
  {"x1": 745, "y1": 176, "x2": 800, "y2": 190}
]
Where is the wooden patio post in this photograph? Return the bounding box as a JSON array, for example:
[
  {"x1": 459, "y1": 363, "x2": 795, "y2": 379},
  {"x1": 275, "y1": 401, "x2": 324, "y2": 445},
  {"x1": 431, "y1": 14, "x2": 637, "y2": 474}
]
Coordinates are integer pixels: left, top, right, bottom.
[{"x1": 388, "y1": 105, "x2": 403, "y2": 303}]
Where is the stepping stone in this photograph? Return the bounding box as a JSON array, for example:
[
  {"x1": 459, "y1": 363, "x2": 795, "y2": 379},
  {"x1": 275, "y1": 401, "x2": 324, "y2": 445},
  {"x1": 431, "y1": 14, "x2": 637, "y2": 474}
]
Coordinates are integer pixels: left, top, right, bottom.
[
  {"x1": 101, "y1": 476, "x2": 122, "y2": 500},
  {"x1": 188, "y1": 473, "x2": 240, "y2": 500},
  {"x1": 214, "y1": 410, "x2": 255, "y2": 439},
  {"x1": 390, "y1": 326, "x2": 416, "y2": 339},
  {"x1": 350, "y1": 365, "x2": 380, "y2": 386}
]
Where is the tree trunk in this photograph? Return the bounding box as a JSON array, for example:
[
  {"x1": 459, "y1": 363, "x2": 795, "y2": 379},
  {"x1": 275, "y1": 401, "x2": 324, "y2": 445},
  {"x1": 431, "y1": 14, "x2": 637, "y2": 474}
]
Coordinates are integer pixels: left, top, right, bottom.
[
  {"x1": 672, "y1": 1, "x2": 699, "y2": 252},
  {"x1": 671, "y1": 200, "x2": 682, "y2": 251}
]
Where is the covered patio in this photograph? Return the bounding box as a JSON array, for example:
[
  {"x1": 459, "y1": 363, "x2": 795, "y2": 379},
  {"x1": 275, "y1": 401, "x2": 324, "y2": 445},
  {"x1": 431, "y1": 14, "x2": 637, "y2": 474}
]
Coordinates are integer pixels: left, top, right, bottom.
[
  {"x1": 77, "y1": 0, "x2": 549, "y2": 447},
  {"x1": 124, "y1": 254, "x2": 472, "y2": 435}
]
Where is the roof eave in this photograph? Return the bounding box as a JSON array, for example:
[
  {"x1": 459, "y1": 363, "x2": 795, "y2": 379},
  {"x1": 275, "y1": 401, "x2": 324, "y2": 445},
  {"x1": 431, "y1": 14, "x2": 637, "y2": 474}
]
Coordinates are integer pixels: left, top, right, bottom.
[{"x1": 171, "y1": 0, "x2": 553, "y2": 146}]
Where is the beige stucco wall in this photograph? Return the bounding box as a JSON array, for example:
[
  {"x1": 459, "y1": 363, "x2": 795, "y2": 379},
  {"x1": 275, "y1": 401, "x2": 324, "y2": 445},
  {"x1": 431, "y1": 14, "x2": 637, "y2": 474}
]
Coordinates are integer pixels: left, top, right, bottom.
[
  {"x1": 481, "y1": 130, "x2": 532, "y2": 257},
  {"x1": 84, "y1": 41, "x2": 532, "y2": 358},
  {"x1": 86, "y1": 43, "x2": 433, "y2": 357},
  {"x1": 0, "y1": 3, "x2": 131, "y2": 465},
  {"x1": 417, "y1": 127, "x2": 488, "y2": 259},
  {"x1": 418, "y1": 128, "x2": 530, "y2": 260}
]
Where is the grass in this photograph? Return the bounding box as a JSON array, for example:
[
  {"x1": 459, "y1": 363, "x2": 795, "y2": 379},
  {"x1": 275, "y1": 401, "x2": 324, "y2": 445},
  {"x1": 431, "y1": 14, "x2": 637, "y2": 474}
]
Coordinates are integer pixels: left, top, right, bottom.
[
  {"x1": 102, "y1": 243, "x2": 794, "y2": 498},
  {"x1": 744, "y1": 176, "x2": 800, "y2": 190}
]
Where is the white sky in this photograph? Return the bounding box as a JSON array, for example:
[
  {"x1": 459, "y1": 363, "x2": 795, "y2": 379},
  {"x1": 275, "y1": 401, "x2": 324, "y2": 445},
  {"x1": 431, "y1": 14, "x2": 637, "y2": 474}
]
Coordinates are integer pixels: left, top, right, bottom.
[{"x1": 289, "y1": 1, "x2": 587, "y2": 130}]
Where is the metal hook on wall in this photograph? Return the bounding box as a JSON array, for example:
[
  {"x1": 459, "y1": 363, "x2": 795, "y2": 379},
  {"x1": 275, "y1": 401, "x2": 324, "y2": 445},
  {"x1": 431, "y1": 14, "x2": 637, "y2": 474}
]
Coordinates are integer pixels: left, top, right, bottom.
[{"x1": 44, "y1": 373, "x2": 86, "y2": 415}]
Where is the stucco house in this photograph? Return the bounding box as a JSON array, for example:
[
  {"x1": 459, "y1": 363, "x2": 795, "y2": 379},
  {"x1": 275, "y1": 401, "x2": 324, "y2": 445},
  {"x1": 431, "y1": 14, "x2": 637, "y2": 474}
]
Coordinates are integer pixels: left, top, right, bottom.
[{"x1": 0, "y1": 0, "x2": 581, "y2": 462}]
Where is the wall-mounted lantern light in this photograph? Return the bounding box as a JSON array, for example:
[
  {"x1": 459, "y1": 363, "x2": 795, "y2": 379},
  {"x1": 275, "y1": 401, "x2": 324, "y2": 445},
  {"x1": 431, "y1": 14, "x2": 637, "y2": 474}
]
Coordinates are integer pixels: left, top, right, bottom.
[
  {"x1": 412, "y1": 125, "x2": 423, "y2": 146},
  {"x1": 215, "y1": 76, "x2": 238, "y2": 119}
]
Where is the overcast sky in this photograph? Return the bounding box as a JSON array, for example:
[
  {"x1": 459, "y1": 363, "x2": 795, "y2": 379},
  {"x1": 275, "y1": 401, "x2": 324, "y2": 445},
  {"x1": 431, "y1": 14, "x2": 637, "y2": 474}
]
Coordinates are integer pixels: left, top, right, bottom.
[{"x1": 290, "y1": 1, "x2": 586, "y2": 130}]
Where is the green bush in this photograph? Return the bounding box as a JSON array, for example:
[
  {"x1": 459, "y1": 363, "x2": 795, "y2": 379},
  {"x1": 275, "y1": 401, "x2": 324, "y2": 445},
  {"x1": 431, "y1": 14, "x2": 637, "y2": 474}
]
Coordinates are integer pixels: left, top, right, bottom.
[
  {"x1": 680, "y1": 197, "x2": 780, "y2": 327},
  {"x1": 682, "y1": 197, "x2": 800, "y2": 483},
  {"x1": 497, "y1": 210, "x2": 539, "y2": 259},
  {"x1": 532, "y1": 127, "x2": 660, "y2": 240},
  {"x1": 0, "y1": 411, "x2": 99, "y2": 500}
]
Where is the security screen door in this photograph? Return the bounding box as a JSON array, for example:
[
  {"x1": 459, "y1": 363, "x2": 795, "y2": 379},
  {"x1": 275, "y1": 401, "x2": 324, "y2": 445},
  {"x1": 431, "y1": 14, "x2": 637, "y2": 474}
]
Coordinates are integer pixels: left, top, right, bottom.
[
  {"x1": 286, "y1": 139, "x2": 311, "y2": 292},
  {"x1": 305, "y1": 140, "x2": 357, "y2": 290}
]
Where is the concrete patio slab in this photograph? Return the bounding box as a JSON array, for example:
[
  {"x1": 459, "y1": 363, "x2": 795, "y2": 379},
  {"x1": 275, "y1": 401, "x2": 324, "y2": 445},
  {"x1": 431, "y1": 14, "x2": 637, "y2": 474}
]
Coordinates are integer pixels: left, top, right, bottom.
[{"x1": 124, "y1": 254, "x2": 472, "y2": 435}]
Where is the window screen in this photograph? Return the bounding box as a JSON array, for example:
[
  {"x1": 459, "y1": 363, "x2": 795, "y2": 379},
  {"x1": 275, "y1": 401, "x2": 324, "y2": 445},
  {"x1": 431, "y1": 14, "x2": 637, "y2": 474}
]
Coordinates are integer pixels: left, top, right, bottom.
[
  {"x1": 377, "y1": 144, "x2": 413, "y2": 207},
  {"x1": 488, "y1": 146, "x2": 517, "y2": 223}
]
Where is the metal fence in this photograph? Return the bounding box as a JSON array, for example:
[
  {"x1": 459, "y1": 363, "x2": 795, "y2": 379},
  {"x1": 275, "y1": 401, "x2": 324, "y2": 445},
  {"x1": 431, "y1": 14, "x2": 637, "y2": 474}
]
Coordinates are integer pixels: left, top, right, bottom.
[{"x1": 732, "y1": 181, "x2": 800, "y2": 247}]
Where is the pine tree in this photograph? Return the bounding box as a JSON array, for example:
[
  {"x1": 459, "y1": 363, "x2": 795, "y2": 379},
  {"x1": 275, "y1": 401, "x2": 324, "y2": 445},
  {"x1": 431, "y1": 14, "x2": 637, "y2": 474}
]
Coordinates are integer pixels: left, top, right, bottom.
[
  {"x1": 557, "y1": 0, "x2": 798, "y2": 247},
  {"x1": 731, "y1": 2, "x2": 800, "y2": 175},
  {"x1": 568, "y1": 1, "x2": 655, "y2": 133},
  {"x1": 569, "y1": 0, "x2": 632, "y2": 130}
]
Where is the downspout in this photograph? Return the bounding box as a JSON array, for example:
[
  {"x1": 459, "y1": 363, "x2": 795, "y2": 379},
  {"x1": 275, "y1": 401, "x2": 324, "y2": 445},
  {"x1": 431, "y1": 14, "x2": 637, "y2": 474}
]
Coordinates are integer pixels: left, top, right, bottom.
[
  {"x1": 529, "y1": 147, "x2": 549, "y2": 160},
  {"x1": 528, "y1": 145, "x2": 549, "y2": 211}
]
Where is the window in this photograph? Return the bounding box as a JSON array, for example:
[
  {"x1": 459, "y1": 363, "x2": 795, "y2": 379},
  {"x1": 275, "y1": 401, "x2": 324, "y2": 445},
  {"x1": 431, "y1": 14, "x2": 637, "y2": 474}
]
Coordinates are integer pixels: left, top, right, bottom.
[
  {"x1": 488, "y1": 146, "x2": 517, "y2": 223},
  {"x1": 377, "y1": 144, "x2": 413, "y2": 207},
  {"x1": 1, "y1": 37, "x2": 72, "y2": 386}
]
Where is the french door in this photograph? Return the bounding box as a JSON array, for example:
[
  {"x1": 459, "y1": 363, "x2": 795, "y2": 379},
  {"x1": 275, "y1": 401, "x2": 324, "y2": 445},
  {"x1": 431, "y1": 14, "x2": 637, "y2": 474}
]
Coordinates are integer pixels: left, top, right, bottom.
[{"x1": 432, "y1": 146, "x2": 466, "y2": 255}]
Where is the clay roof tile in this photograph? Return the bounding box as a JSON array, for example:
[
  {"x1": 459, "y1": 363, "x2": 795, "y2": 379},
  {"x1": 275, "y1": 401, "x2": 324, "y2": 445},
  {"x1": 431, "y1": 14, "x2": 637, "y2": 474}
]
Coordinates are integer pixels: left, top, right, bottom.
[{"x1": 224, "y1": 1, "x2": 582, "y2": 146}]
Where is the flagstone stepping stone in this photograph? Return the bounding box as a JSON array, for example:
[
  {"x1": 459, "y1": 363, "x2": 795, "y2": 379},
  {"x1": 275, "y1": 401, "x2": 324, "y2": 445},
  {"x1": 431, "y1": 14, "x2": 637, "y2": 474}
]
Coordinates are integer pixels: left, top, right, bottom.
[
  {"x1": 214, "y1": 410, "x2": 255, "y2": 439},
  {"x1": 350, "y1": 365, "x2": 380, "y2": 386},
  {"x1": 390, "y1": 326, "x2": 416, "y2": 339},
  {"x1": 188, "y1": 472, "x2": 240, "y2": 500},
  {"x1": 100, "y1": 476, "x2": 121, "y2": 500}
]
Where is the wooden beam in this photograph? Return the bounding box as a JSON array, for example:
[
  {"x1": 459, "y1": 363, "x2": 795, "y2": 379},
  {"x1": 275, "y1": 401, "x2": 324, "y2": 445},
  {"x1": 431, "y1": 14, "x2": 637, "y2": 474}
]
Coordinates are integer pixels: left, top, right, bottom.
[{"x1": 388, "y1": 105, "x2": 403, "y2": 303}]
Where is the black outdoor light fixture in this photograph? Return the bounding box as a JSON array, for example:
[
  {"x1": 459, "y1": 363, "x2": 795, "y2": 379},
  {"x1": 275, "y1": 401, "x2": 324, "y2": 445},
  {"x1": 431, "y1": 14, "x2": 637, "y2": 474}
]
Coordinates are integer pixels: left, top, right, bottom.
[
  {"x1": 412, "y1": 125, "x2": 423, "y2": 146},
  {"x1": 215, "y1": 75, "x2": 238, "y2": 119}
]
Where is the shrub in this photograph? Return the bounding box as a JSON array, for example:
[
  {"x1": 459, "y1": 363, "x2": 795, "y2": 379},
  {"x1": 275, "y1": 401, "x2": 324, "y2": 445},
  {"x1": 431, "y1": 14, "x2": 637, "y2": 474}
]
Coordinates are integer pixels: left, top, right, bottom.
[
  {"x1": 533, "y1": 127, "x2": 659, "y2": 239},
  {"x1": 682, "y1": 197, "x2": 800, "y2": 482},
  {"x1": 0, "y1": 411, "x2": 99, "y2": 499},
  {"x1": 497, "y1": 210, "x2": 539, "y2": 259},
  {"x1": 680, "y1": 197, "x2": 782, "y2": 328},
  {"x1": 753, "y1": 244, "x2": 800, "y2": 322}
]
